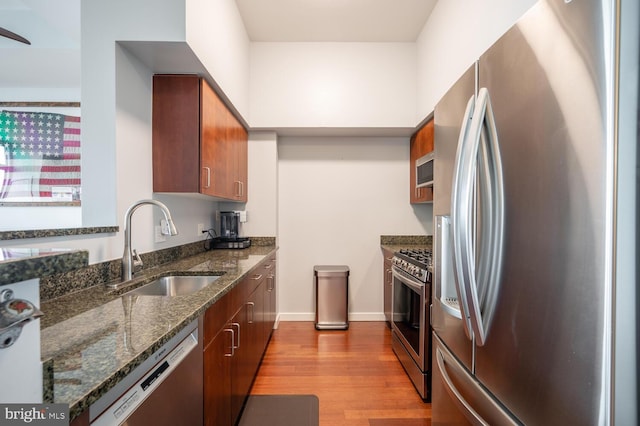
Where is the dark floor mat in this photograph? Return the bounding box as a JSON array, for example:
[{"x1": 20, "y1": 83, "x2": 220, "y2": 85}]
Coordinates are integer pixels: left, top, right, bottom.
[{"x1": 238, "y1": 394, "x2": 319, "y2": 426}]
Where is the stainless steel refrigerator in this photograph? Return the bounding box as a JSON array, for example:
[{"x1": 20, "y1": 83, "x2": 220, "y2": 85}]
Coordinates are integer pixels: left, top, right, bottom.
[{"x1": 432, "y1": 0, "x2": 638, "y2": 424}]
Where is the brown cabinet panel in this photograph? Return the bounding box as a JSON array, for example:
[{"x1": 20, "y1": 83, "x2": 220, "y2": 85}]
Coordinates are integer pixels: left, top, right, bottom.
[
  {"x1": 264, "y1": 255, "x2": 277, "y2": 341},
  {"x1": 229, "y1": 306, "x2": 249, "y2": 422},
  {"x1": 203, "y1": 290, "x2": 232, "y2": 347},
  {"x1": 153, "y1": 74, "x2": 248, "y2": 202},
  {"x1": 204, "y1": 328, "x2": 233, "y2": 426},
  {"x1": 152, "y1": 75, "x2": 201, "y2": 192},
  {"x1": 410, "y1": 118, "x2": 434, "y2": 204}
]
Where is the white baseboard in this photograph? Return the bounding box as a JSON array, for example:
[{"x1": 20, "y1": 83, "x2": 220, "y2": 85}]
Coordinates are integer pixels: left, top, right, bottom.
[{"x1": 276, "y1": 312, "x2": 386, "y2": 322}]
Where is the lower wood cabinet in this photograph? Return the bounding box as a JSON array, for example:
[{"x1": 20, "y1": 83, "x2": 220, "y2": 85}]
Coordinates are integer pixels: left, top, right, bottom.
[
  {"x1": 204, "y1": 324, "x2": 233, "y2": 426},
  {"x1": 203, "y1": 254, "x2": 277, "y2": 426}
]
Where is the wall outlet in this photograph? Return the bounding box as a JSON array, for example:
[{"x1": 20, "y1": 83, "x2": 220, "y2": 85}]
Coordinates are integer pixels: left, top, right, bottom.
[
  {"x1": 154, "y1": 225, "x2": 166, "y2": 243},
  {"x1": 197, "y1": 223, "x2": 205, "y2": 238}
]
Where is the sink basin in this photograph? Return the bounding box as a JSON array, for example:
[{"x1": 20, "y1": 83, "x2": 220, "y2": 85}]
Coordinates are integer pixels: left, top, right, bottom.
[{"x1": 125, "y1": 275, "x2": 220, "y2": 297}]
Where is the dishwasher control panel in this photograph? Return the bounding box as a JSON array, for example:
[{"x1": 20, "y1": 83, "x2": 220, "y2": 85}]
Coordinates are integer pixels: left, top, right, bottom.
[{"x1": 91, "y1": 331, "x2": 197, "y2": 426}]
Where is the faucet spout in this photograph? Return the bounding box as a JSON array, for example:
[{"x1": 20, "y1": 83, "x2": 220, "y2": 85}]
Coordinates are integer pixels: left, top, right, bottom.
[{"x1": 121, "y1": 199, "x2": 179, "y2": 282}]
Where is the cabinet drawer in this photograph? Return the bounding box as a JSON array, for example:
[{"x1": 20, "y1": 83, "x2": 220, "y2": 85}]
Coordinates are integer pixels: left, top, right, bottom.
[{"x1": 204, "y1": 291, "x2": 232, "y2": 347}]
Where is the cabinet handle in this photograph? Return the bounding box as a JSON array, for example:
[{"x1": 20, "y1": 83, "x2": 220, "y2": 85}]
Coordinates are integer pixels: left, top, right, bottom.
[
  {"x1": 247, "y1": 302, "x2": 255, "y2": 324},
  {"x1": 235, "y1": 181, "x2": 244, "y2": 197},
  {"x1": 252, "y1": 274, "x2": 263, "y2": 281},
  {"x1": 203, "y1": 167, "x2": 211, "y2": 188},
  {"x1": 267, "y1": 275, "x2": 274, "y2": 291},
  {"x1": 240, "y1": 181, "x2": 244, "y2": 196},
  {"x1": 264, "y1": 263, "x2": 273, "y2": 270},
  {"x1": 231, "y1": 322, "x2": 240, "y2": 349},
  {"x1": 386, "y1": 269, "x2": 392, "y2": 284},
  {"x1": 224, "y1": 328, "x2": 235, "y2": 357}
]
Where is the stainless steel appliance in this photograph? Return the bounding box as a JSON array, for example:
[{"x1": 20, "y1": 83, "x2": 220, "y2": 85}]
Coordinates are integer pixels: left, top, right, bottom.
[
  {"x1": 416, "y1": 152, "x2": 434, "y2": 188},
  {"x1": 90, "y1": 320, "x2": 203, "y2": 425},
  {"x1": 209, "y1": 211, "x2": 251, "y2": 249},
  {"x1": 220, "y1": 211, "x2": 241, "y2": 239},
  {"x1": 391, "y1": 248, "x2": 432, "y2": 399},
  {"x1": 432, "y1": 0, "x2": 638, "y2": 424}
]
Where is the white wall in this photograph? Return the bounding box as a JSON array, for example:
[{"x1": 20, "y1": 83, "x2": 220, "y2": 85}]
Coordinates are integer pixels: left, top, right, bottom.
[
  {"x1": 81, "y1": 0, "x2": 186, "y2": 228},
  {"x1": 243, "y1": 132, "x2": 279, "y2": 237},
  {"x1": 277, "y1": 136, "x2": 432, "y2": 320},
  {"x1": 249, "y1": 43, "x2": 417, "y2": 129},
  {"x1": 416, "y1": 0, "x2": 537, "y2": 121},
  {"x1": 186, "y1": 0, "x2": 251, "y2": 119}
]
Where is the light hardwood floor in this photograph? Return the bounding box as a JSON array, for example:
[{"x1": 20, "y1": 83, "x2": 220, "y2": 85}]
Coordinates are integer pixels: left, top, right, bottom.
[{"x1": 249, "y1": 321, "x2": 432, "y2": 426}]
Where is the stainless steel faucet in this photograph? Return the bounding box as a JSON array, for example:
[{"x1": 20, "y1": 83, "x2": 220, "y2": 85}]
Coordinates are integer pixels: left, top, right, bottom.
[{"x1": 121, "y1": 199, "x2": 178, "y2": 282}]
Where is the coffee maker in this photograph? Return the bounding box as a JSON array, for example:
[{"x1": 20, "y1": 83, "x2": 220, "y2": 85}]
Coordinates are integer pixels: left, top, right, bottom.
[{"x1": 208, "y1": 211, "x2": 251, "y2": 249}]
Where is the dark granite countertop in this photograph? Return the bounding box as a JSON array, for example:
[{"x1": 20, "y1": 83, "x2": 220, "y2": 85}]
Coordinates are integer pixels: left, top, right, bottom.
[
  {"x1": 40, "y1": 244, "x2": 277, "y2": 420},
  {"x1": 380, "y1": 235, "x2": 432, "y2": 253},
  {"x1": 0, "y1": 248, "x2": 89, "y2": 286},
  {"x1": 0, "y1": 226, "x2": 119, "y2": 242}
]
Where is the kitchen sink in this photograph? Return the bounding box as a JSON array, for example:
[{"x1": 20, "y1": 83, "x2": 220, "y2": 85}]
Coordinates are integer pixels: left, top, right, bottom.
[{"x1": 124, "y1": 275, "x2": 221, "y2": 297}]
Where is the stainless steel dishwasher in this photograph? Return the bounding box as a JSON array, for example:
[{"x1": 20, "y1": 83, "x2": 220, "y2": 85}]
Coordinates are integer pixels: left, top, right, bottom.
[{"x1": 90, "y1": 319, "x2": 203, "y2": 426}]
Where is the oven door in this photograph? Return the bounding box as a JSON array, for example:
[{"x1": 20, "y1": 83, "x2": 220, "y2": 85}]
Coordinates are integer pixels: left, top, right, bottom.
[{"x1": 391, "y1": 267, "x2": 426, "y2": 371}]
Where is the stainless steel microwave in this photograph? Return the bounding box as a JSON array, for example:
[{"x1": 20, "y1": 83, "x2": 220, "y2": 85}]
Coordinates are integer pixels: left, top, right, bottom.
[{"x1": 416, "y1": 152, "x2": 434, "y2": 188}]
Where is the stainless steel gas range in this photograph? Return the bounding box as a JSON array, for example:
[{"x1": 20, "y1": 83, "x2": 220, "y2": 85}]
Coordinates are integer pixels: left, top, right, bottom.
[{"x1": 391, "y1": 248, "x2": 433, "y2": 400}]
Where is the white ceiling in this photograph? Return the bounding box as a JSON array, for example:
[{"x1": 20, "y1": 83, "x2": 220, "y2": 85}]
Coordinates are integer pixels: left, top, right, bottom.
[
  {"x1": 235, "y1": 0, "x2": 437, "y2": 42},
  {"x1": 0, "y1": 0, "x2": 437, "y2": 90},
  {"x1": 0, "y1": 0, "x2": 80, "y2": 89}
]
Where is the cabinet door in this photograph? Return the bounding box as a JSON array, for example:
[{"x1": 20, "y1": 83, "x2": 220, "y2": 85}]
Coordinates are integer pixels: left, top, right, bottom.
[
  {"x1": 230, "y1": 304, "x2": 257, "y2": 424},
  {"x1": 248, "y1": 280, "x2": 267, "y2": 364},
  {"x1": 382, "y1": 248, "x2": 394, "y2": 325},
  {"x1": 204, "y1": 328, "x2": 233, "y2": 426},
  {"x1": 264, "y1": 257, "x2": 276, "y2": 342},
  {"x1": 152, "y1": 75, "x2": 201, "y2": 193},
  {"x1": 201, "y1": 79, "x2": 234, "y2": 198},
  {"x1": 229, "y1": 113, "x2": 248, "y2": 202},
  {"x1": 410, "y1": 119, "x2": 434, "y2": 203}
]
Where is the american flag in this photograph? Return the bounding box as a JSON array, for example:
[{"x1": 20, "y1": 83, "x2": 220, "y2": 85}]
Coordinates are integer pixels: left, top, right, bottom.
[{"x1": 0, "y1": 110, "x2": 81, "y2": 200}]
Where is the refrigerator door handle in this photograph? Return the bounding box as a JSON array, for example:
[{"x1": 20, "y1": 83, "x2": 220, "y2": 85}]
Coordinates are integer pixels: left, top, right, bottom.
[
  {"x1": 463, "y1": 87, "x2": 505, "y2": 347},
  {"x1": 436, "y1": 337, "x2": 520, "y2": 426},
  {"x1": 449, "y1": 95, "x2": 476, "y2": 340},
  {"x1": 436, "y1": 344, "x2": 490, "y2": 426}
]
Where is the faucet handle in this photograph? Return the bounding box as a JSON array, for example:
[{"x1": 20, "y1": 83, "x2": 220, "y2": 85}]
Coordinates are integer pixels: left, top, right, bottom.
[{"x1": 132, "y1": 249, "x2": 143, "y2": 271}]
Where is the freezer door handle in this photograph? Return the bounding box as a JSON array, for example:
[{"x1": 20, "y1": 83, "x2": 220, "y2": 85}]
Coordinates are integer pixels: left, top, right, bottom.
[
  {"x1": 435, "y1": 337, "x2": 520, "y2": 426},
  {"x1": 436, "y1": 344, "x2": 489, "y2": 426}
]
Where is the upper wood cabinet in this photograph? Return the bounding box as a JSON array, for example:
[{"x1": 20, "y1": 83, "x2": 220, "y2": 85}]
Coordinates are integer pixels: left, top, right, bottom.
[
  {"x1": 410, "y1": 118, "x2": 434, "y2": 204},
  {"x1": 153, "y1": 74, "x2": 248, "y2": 202}
]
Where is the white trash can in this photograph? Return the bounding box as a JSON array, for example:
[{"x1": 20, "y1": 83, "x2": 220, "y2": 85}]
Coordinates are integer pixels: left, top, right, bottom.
[{"x1": 314, "y1": 265, "x2": 349, "y2": 330}]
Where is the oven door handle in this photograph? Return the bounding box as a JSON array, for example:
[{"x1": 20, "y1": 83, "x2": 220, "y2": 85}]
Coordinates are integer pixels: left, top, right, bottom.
[{"x1": 392, "y1": 269, "x2": 425, "y2": 293}]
